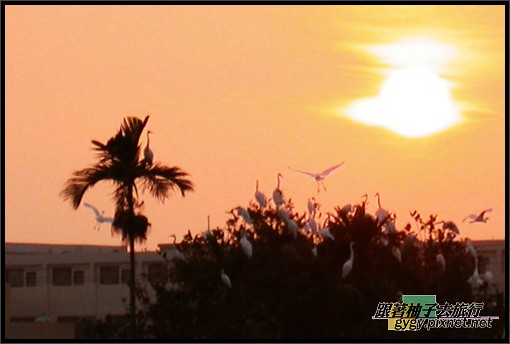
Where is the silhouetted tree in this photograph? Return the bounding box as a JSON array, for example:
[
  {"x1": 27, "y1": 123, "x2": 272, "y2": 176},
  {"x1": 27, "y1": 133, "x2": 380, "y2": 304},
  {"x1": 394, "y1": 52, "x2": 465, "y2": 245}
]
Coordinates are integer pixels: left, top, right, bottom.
[
  {"x1": 60, "y1": 116, "x2": 194, "y2": 338},
  {"x1": 135, "y1": 194, "x2": 504, "y2": 340}
]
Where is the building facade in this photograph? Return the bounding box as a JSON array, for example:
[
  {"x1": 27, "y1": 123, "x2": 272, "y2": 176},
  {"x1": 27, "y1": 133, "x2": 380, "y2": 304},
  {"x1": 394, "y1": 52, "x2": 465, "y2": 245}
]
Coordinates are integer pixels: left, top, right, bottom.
[
  {"x1": 5, "y1": 243, "x2": 170, "y2": 323},
  {"x1": 4, "y1": 240, "x2": 505, "y2": 326}
]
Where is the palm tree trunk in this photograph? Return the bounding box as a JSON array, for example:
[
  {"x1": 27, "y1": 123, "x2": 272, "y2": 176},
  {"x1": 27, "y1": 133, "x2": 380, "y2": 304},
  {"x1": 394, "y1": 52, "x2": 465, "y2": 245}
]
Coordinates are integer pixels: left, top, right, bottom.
[{"x1": 129, "y1": 234, "x2": 136, "y2": 338}]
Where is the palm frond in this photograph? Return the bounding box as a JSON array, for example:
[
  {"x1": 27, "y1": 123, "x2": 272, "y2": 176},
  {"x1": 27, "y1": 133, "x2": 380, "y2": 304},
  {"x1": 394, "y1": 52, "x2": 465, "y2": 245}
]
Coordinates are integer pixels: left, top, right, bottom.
[
  {"x1": 138, "y1": 163, "x2": 194, "y2": 202},
  {"x1": 60, "y1": 164, "x2": 115, "y2": 209}
]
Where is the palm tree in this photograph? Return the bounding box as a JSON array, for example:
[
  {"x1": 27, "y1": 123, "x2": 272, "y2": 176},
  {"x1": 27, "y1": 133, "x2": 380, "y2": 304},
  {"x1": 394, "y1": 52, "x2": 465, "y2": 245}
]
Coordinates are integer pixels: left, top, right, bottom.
[{"x1": 60, "y1": 115, "x2": 194, "y2": 338}]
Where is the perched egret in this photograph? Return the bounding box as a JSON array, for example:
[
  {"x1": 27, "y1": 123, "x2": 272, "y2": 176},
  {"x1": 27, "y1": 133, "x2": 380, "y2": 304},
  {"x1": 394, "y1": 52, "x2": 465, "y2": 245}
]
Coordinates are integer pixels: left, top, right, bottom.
[
  {"x1": 483, "y1": 271, "x2": 493, "y2": 284},
  {"x1": 240, "y1": 230, "x2": 253, "y2": 258},
  {"x1": 236, "y1": 207, "x2": 252, "y2": 225},
  {"x1": 307, "y1": 198, "x2": 317, "y2": 216},
  {"x1": 436, "y1": 220, "x2": 460, "y2": 234},
  {"x1": 340, "y1": 204, "x2": 352, "y2": 216},
  {"x1": 465, "y1": 240, "x2": 478, "y2": 262},
  {"x1": 168, "y1": 234, "x2": 185, "y2": 261},
  {"x1": 288, "y1": 162, "x2": 344, "y2": 193},
  {"x1": 144, "y1": 130, "x2": 154, "y2": 164},
  {"x1": 221, "y1": 269, "x2": 232, "y2": 288},
  {"x1": 308, "y1": 218, "x2": 318, "y2": 236},
  {"x1": 463, "y1": 209, "x2": 492, "y2": 223},
  {"x1": 320, "y1": 227, "x2": 334, "y2": 240},
  {"x1": 436, "y1": 253, "x2": 446, "y2": 272},
  {"x1": 83, "y1": 203, "x2": 114, "y2": 230},
  {"x1": 311, "y1": 245, "x2": 318, "y2": 257},
  {"x1": 277, "y1": 207, "x2": 291, "y2": 223},
  {"x1": 285, "y1": 218, "x2": 298, "y2": 239},
  {"x1": 254, "y1": 180, "x2": 267, "y2": 208},
  {"x1": 375, "y1": 193, "x2": 389, "y2": 225},
  {"x1": 468, "y1": 266, "x2": 483, "y2": 289},
  {"x1": 392, "y1": 246, "x2": 402, "y2": 263},
  {"x1": 342, "y1": 242, "x2": 355, "y2": 278},
  {"x1": 273, "y1": 173, "x2": 284, "y2": 206}
]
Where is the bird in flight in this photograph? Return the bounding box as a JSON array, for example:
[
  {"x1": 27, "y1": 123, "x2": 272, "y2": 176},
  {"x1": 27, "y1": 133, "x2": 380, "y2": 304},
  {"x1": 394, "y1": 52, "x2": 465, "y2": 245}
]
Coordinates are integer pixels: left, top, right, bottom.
[
  {"x1": 288, "y1": 162, "x2": 345, "y2": 193},
  {"x1": 463, "y1": 209, "x2": 492, "y2": 223},
  {"x1": 83, "y1": 203, "x2": 114, "y2": 230}
]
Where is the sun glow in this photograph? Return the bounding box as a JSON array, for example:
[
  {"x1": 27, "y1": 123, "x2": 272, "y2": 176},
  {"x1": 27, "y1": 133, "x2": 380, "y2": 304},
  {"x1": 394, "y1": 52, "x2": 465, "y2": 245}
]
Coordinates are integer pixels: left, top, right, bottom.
[{"x1": 344, "y1": 37, "x2": 462, "y2": 138}]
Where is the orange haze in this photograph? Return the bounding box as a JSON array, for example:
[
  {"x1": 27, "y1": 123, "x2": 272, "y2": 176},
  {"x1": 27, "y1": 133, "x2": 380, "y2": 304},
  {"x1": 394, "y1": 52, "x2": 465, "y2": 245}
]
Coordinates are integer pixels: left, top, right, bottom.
[{"x1": 5, "y1": 5, "x2": 506, "y2": 250}]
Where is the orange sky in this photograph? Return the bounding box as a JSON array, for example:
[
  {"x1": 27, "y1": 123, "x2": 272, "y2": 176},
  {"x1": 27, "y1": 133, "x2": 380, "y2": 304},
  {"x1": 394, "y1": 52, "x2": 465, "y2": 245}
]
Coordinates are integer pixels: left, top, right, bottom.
[{"x1": 5, "y1": 5, "x2": 506, "y2": 250}]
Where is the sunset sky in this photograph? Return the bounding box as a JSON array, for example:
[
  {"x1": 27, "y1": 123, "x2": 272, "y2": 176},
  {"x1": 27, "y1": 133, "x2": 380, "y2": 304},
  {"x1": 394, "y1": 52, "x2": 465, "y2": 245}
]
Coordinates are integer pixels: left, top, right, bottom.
[{"x1": 5, "y1": 5, "x2": 506, "y2": 250}]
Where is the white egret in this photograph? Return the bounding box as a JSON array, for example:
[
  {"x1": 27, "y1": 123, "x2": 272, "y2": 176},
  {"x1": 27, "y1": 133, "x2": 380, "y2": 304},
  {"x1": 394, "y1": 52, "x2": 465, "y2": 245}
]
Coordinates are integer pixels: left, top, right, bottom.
[
  {"x1": 221, "y1": 269, "x2": 232, "y2": 288},
  {"x1": 342, "y1": 242, "x2": 355, "y2": 278},
  {"x1": 307, "y1": 197, "x2": 317, "y2": 216},
  {"x1": 83, "y1": 203, "x2": 114, "y2": 230},
  {"x1": 375, "y1": 193, "x2": 389, "y2": 225},
  {"x1": 436, "y1": 253, "x2": 446, "y2": 272},
  {"x1": 463, "y1": 209, "x2": 492, "y2": 223},
  {"x1": 465, "y1": 240, "x2": 478, "y2": 262},
  {"x1": 340, "y1": 204, "x2": 352, "y2": 216},
  {"x1": 236, "y1": 207, "x2": 252, "y2": 225},
  {"x1": 254, "y1": 180, "x2": 267, "y2": 208},
  {"x1": 435, "y1": 220, "x2": 459, "y2": 234},
  {"x1": 285, "y1": 218, "x2": 298, "y2": 239},
  {"x1": 320, "y1": 227, "x2": 334, "y2": 240},
  {"x1": 468, "y1": 266, "x2": 483, "y2": 289},
  {"x1": 277, "y1": 207, "x2": 290, "y2": 223},
  {"x1": 272, "y1": 173, "x2": 284, "y2": 206},
  {"x1": 168, "y1": 234, "x2": 186, "y2": 261},
  {"x1": 288, "y1": 162, "x2": 344, "y2": 193},
  {"x1": 392, "y1": 246, "x2": 402, "y2": 263},
  {"x1": 240, "y1": 230, "x2": 253, "y2": 258},
  {"x1": 308, "y1": 218, "x2": 318, "y2": 236},
  {"x1": 483, "y1": 271, "x2": 493, "y2": 284},
  {"x1": 144, "y1": 130, "x2": 154, "y2": 164},
  {"x1": 311, "y1": 245, "x2": 318, "y2": 257}
]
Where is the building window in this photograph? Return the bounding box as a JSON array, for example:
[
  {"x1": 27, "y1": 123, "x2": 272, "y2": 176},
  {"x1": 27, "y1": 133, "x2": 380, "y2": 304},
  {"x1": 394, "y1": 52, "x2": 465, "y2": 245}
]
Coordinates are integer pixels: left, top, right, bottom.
[
  {"x1": 148, "y1": 263, "x2": 168, "y2": 284},
  {"x1": 100, "y1": 266, "x2": 119, "y2": 285},
  {"x1": 53, "y1": 267, "x2": 72, "y2": 286},
  {"x1": 6, "y1": 269, "x2": 24, "y2": 287},
  {"x1": 26, "y1": 271, "x2": 37, "y2": 287},
  {"x1": 73, "y1": 270, "x2": 84, "y2": 285},
  {"x1": 121, "y1": 269, "x2": 130, "y2": 285}
]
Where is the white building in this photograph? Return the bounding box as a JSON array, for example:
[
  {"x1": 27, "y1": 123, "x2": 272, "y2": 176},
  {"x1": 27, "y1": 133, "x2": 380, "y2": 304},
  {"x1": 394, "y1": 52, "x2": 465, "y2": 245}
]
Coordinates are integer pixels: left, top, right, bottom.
[{"x1": 5, "y1": 243, "x2": 170, "y2": 323}]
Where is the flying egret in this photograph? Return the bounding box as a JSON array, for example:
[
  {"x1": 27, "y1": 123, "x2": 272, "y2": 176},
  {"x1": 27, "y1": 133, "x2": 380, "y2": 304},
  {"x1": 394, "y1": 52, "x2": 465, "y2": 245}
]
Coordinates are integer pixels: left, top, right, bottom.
[
  {"x1": 144, "y1": 130, "x2": 154, "y2": 164},
  {"x1": 272, "y1": 173, "x2": 284, "y2": 206},
  {"x1": 254, "y1": 180, "x2": 267, "y2": 208},
  {"x1": 236, "y1": 207, "x2": 252, "y2": 226},
  {"x1": 375, "y1": 193, "x2": 389, "y2": 225},
  {"x1": 239, "y1": 230, "x2": 253, "y2": 258},
  {"x1": 342, "y1": 242, "x2": 355, "y2": 278},
  {"x1": 463, "y1": 209, "x2": 492, "y2": 223},
  {"x1": 288, "y1": 162, "x2": 344, "y2": 193},
  {"x1": 221, "y1": 269, "x2": 232, "y2": 288},
  {"x1": 83, "y1": 203, "x2": 114, "y2": 230},
  {"x1": 436, "y1": 253, "x2": 446, "y2": 272}
]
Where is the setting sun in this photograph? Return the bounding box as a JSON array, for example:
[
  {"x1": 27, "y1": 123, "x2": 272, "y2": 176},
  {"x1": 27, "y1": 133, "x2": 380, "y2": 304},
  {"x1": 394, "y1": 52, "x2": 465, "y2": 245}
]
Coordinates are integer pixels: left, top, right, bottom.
[{"x1": 344, "y1": 37, "x2": 462, "y2": 138}]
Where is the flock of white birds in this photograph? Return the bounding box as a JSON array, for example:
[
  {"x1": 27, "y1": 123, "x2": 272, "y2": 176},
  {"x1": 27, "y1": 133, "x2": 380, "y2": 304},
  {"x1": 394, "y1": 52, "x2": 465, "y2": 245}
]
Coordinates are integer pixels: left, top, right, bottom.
[{"x1": 79, "y1": 133, "x2": 493, "y2": 292}]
